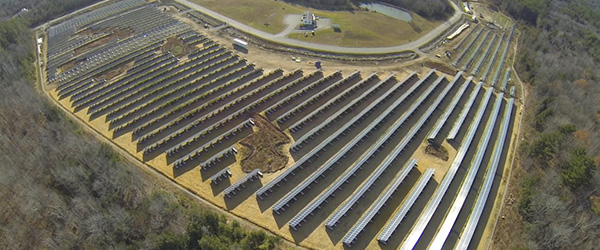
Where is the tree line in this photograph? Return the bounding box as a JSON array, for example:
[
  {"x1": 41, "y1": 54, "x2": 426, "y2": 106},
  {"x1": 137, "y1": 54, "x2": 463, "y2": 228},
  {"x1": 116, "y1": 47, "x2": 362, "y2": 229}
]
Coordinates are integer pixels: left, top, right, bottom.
[
  {"x1": 0, "y1": 0, "x2": 282, "y2": 249},
  {"x1": 491, "y1": 0, "x2": 600, "y2": 249}
]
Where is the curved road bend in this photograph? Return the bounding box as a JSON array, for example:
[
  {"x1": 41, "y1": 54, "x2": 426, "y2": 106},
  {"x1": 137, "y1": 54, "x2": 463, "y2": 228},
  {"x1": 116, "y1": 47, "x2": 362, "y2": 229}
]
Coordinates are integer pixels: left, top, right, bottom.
[{"x1": 175, "y1": 0, "x2": 463, "y2": 54}]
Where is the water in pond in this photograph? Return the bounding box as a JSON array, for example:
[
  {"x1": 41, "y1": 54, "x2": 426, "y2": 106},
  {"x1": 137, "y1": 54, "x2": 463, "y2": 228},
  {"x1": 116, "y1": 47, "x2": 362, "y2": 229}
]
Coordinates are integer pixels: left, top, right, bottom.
[{"x1": 359, "y1": 2, "x2": 412, "y2": 22}]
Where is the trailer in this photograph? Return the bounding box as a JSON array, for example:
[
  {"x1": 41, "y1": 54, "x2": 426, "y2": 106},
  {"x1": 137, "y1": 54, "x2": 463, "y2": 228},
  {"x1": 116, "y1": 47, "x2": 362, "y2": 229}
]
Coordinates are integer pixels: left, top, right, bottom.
[{"x1": 233, "y1": 38, "x2": 248, "y2": 50}]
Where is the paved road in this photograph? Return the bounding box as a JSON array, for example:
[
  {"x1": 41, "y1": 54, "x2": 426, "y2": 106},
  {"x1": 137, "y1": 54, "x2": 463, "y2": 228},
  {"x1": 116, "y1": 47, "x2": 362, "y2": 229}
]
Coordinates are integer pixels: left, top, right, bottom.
[{"x1": 175, "y1": 0, "x2": 463, "y2": 54}]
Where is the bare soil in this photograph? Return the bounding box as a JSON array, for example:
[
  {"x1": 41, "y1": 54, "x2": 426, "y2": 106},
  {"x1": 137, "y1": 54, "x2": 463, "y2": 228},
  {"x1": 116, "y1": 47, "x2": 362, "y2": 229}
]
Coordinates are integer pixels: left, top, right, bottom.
[
  {"x1": 161, "y1": 36, "x2": 196, "y2": 58},
  {"x1": 425, "y1": 144, "x2": 449, "y2": 161},
  {"x1": 239, "y1": 114, "x2": 291, "y2": 173},
  {"x1": 74, "y1": 27, "x2": 133, "y2": 55},
  {"x1": 97, "y1": 61, "x2": 133, "y2": 81},
  {"x1": 424, "y1": 61, "x2": 457, "y2": 75}
]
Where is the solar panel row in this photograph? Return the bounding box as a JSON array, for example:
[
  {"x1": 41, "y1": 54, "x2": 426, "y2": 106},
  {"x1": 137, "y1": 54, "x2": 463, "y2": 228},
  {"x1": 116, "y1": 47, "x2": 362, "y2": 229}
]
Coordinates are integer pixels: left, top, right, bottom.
[
  {"x1": 427, "y1": 73, "x2": 470, "y2": 143},
  {"x1": 401, "y1": 87, "x2": 494, "y2": 250},
  {"x1": 455, "y1": 97, "x2": 514, "y2": 250},
  {"x1": 224, "y1": 169, "x2": 262, "y2": 198},
  {"x1": 447, "y1": 81, "x2": 483, "y2": 141},
  {"x1": 429, "y1": 93, "x2": 504, "y2": 250},
  {"x1": 378, "y1": 168, "x2": 435, "y2": 244}
]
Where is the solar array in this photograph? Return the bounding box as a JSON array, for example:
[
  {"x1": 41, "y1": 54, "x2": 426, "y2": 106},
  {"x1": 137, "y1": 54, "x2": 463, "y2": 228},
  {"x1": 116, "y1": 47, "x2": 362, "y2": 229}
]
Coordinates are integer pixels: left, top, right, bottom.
[
  {"x1": 472, "y1": 34, "x2": 498, "y2": 75},
  {"x1": 401, "y1": 88, "x2": 494, "y2": 250},
  {"x1": 44, "y1": 2, "x2": 520, "y2": 248},
  {"x1": 224, "y1": 169, "x2": 262, "y2": 198},
  {"x1": 378, "y1": 168, "x2": 435, "y2": 244},
  {"x1": 427, "y1": 73, "x2": 470, "y2": 143},
  {"x1": 429, "y1": 93, "x2": 504, "y2": 250},
  {"x1": 327, "y1": 159, "x2": 416, "y2": 230},
  {"x1": 500, "y1": 68, "x2": 511, "y2": 92},
  {"x1": 342, "y1": 161, "x2": 421, "y2": 247},
  {"x1": 276, "y1": 71, "x2": 360, "y2": 126},
  {"x1": 453, "y1": 28, "x2": 484, "y2": 67},
  {"x1": 480, "y1": 33, "x2": 506, "y2": 81},
  {"x1": 491, "y1": 25, "x2": 517, "y2": 86},
  {"x1": 463, "y1": 30, "x2": 491, "y2": 71},
  {"x1": 455, "y1": 98, "x2": 515, "y2": 249},
  {"x1": 447, "y1": 81, "x2": 483, "y2": 141}
]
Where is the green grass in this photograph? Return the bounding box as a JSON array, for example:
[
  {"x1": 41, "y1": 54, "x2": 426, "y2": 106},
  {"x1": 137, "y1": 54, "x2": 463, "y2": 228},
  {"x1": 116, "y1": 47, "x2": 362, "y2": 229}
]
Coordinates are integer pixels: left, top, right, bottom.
[
  {"x1": 194, "y1": 0, "x2": 442, "y2": 47},
  {"x1": 490, "y1": 12, "x2": 513, "y2": 29},
  {"x1": 196, "y1": 0, "x2": 305, "y2": 34},
  {"x1": 289, "y1": 10, "x2": 440, "y2": 47},
  {"x1": 172, "y1": 45, "x2": 184, "y2": 56}
]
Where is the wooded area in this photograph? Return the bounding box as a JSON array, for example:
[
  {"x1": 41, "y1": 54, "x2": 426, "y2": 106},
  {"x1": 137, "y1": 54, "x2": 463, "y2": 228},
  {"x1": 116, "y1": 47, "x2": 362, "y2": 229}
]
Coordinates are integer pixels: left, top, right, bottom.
[
  {"x1": 284, "y1": 0, "x2": 453, "y2": 19},
  {"x1": 0, "y1": 1, "x2": 281, "y2": 249},
  {"x1": 492, "y1": 0, "x2": 600, "y2": 248}
]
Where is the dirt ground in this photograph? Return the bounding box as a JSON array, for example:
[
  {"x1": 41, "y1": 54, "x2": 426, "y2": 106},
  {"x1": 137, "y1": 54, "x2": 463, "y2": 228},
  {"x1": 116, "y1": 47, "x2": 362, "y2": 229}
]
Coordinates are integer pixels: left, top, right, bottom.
[
  {"x1": 239, "y1": 114, "x2": 291, "y2": 173},
  {"x1": 74, "y1": 27, "x2": 133, "y2": 55},
  {"x1": 97, "y1": 61, "x2": 133, "y2": 81}
]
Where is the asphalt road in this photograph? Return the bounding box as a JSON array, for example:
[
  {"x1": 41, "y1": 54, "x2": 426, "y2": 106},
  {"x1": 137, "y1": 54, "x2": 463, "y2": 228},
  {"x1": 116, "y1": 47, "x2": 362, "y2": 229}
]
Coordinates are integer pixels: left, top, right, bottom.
[{"x1": 175, "y1": 0, "x2": 463, "y2": 54}]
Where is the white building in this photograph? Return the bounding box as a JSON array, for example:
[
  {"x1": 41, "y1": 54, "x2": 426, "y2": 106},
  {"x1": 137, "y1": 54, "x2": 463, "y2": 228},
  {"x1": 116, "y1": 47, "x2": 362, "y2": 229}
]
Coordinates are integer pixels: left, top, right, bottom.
[{"x1": 301, "y1": 11, "x2": 315, "y2": 25}]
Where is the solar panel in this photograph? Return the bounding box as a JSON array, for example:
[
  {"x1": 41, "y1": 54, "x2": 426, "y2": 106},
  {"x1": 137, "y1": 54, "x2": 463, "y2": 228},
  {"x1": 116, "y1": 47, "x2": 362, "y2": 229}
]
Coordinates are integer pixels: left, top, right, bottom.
[
  {"x1": 327, "y1": 71, "x2": 456, "y2": 230},
  {"x1": 273, "y1": 73, "x2": 424, "y2": 214},
  {"x1": 287, "y1": 72, "x2": 379, "y2": 135},
  {"x1": 429, "y1": 93, "x2": 504, "y2": 250},
  {"x1": 463, "y1": 30, "x2": 491, "y2": 70},
  {"x1": 326, "y1": 159, "x2": 416, "y2": 230},
  {"x1": 276, "y1": 71, "x2": 360, "y2": 124},
  {"x1": 453, "y1": 28, "x2": 484, "y2": 66},
  {"x1": 266, "y1": 71, "x2": 336, "y2": 116},
  {"x1": 210, "y1": 167, "x2": 232, "y2": 185},
  {"x1": 263, "y1": 70, "x2": 324, "y2": 115},
  {"x1": 282, "y1": 72, "x2": 444, "y2": 217},
  {"x1": 472, "y1": 34, "x2": 498, "y2": 75},
  {"x1": 480, "y1": 33, "x2": 506, "y2": 81},
  {"x1": 223, "y1": 169, "x2": 262, "y2": 198},
  {"x1": 491, "y1": 25, "x2": 516, "y2": 86},
  {"x1": 290, "y1": 72, "x2": 452, "y2": 229},
  {"x1": 343, "y1": 167, "x2": 430, "y2": 247},
  {"x1": 500, "y1": 68, "x2": 511, "y2": 92},
  {"x1": 144, "y1": 68, "x2": 298, "y2": 152},
  {"x1": 400, "y1": 87, "x2": 493, "y2": 250},
  {"x1": 171, "y1": 121, "x2": 251, "y2": 166},
  {"x1": 447, "y1": 81, "x2": 483, "y2": 141},
  {"x1": 378, "y1": 169, "x2": 435, "y2": 244},
  {"x1": 256, "y1": 72, "x2": 415, "y2": 199},
  {"x1": 427, "y1": 73, "x2": 470, "y2": 142},
  {"x1": 455, "y1": 97, "x2": 514, "y2": 249}
]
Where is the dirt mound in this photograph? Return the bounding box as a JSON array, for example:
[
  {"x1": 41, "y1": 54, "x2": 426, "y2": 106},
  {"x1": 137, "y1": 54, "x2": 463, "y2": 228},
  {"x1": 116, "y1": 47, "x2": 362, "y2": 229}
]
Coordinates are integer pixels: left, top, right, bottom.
[
  {"x1": 239, "y1": 115, "x2": 290, "y2": 173},
  {"x1": 426, "y1": 144, "x2": 449, "y2": 161},
  {"x1": 424, "y1": 61, "x2": 457, "y2": 75}
]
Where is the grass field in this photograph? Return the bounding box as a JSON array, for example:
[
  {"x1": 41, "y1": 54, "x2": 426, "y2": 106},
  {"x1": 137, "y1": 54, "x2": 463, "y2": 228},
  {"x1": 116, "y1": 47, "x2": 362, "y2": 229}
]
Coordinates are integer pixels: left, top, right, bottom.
[
  {"x1": 288, "y1": 11, "x2": 440, "y2": 47},
  {"x1": 195, "y1": 0, "x2": 304, "y2": 34},
  {"x1": 194, "y1": 0, "x2": 442, "y2": 47}
]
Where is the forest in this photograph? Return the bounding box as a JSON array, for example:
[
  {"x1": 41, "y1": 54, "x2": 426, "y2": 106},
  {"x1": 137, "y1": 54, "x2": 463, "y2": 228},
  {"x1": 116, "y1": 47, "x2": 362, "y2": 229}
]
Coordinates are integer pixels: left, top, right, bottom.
[
  {"x1": 0, "y1": 0, "x2": 281, "y2": 249},
  {"x1": 491, "y1": 0, "x2": 600, "y2": 248},
  {"x1": 285, "y1": 0, "x2": 453, "y2": 19}
]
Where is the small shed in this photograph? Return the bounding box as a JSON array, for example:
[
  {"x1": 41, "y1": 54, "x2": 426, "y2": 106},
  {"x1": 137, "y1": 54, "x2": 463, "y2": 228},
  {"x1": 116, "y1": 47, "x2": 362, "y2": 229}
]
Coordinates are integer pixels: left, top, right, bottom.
[{"x1": 301, "y1": 11, "x2": 315, "y2": 25}]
